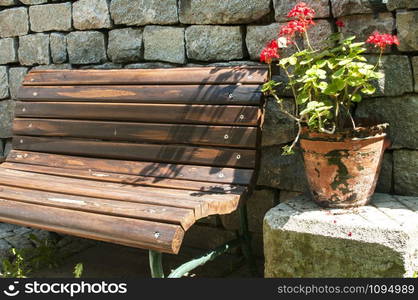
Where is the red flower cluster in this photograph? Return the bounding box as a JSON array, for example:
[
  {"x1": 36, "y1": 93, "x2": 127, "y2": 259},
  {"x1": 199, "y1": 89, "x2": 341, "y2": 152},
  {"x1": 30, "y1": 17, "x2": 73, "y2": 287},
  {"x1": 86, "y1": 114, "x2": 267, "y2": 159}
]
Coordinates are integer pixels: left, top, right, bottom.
[
  {"x1": 260, "y1": 39, "x2": 280, "y2": 64},
  {"x1": 279, "y1": 19, "x2": 315, "y2": 37},
  {"x1": 335, "y1": 20, "x2": 345, "y2": 28},
  {"x1": 366, "y1": 31, "x2": 399, "y2": 50},
  {"x1": 287, "y1": 2, "x2": 315, "y2": 19}
]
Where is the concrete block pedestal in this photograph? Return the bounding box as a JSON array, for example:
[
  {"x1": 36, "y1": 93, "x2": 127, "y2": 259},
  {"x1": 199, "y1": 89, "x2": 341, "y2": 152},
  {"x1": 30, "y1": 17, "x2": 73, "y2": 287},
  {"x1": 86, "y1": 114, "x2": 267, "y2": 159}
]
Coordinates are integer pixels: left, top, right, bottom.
[{"x1": 264, "y1": 193, "x2": 418, "y2": 277}]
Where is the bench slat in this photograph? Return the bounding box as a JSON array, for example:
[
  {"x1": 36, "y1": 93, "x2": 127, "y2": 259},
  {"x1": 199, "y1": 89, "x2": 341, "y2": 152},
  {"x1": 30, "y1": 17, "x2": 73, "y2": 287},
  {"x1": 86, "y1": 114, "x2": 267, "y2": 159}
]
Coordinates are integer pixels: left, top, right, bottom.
[
  {"x1": 13, "y1": 136, "x2": 256, "y2": 168},
  {"x1": 0, "y1": 184, "x2": 196, "y2": 230},
  {"x1": 23, "y1": 67, "x2": 268, "y2": 86},
  {"x1": 0, "y1": 198, "x2": 184, "y2": 254},
  {"x1": 13, "y1": 119, "x2": 257, "y2": 149},
  {"x1": 7, "y1": 150, "x2": 254, "y2": 185},
  {"x1": 15, "y1": 102, "x2": 260, "y2": 126},
  {"x1": 17, "y1": 85, "x2": 262, "y2": 105},
  {"x1": 1, "y1": 162, "x2": 246, "y2": 194},
  {"x1": 0, "y1": 168, "x2": 242, "y2": 218}
]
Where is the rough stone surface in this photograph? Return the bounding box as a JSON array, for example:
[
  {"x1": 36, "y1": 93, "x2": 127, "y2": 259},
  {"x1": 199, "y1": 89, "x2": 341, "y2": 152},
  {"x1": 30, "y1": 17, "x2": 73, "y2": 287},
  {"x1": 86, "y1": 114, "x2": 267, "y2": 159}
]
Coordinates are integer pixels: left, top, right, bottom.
[
  {"x1": 376, "y1": 152, "x2": 393, "y2": 194},
  {"x1": 18, "y1": 33, "x2": 50, "y2": 66},
  {"x1": 257, "y1": 146, "x2": 309, "y2": 192},
  {"x1": 50, "y1": 33, "x2": 67, "y2": 64},
  {"x1": 413, "y1": 57, "x2": 418, "y2": 93},
  {"x1": 305, "y1": 19, "x2": 333, "y2": 51},
  {"x1": 274, "y1": 0, "x2": 330, "y2": 21},
  {"x1": 0, "y1": 38, "x2": 17, "y2": 64},
  {"x1": 19, "y1": 0, "x2": 48, "y2": 4},
  {"x1": 387, "y1": 0, "x2": 418, "y2": 10},
  {"x1": 73, "y1": 0, "x2": 112, "y2": 30},
  {"x1": 262, "y1": 98, "x2": 296, "y2": 147},
  {"x1": 220, "y1": 189, "x2": 278, "y2": 233},
  {"x1": 365, "y1": 55, "x2": 413, "y2": 97},
  {"x1": 397, "y1": 11, "x2": 418, "y2": 52},
  {"x1": 108, "y1": 28, "x2": 143, "y2": 63},
  {"x1": 0, "y1": 66, "x2": 9, "y2": 99},
  {"x1": 179, "y1": 0, "x2": 270, "y2": 24},
  {"x1": 186, "y1": 26, "x2": 244, "y2": 61},
  {"x1": 394, "y1": 150, "x2": 418, "y2": 196},
  {"x1": 144, "y1": 26, "x2": 185, "y2": 64},
  {"x1": 8, "y1": 67, "x2": 28, "y2": 99},
  {"x1": 264, "y1": 194, "x2": 418, "y2": 277},
  {"x1": 67, "y1": 31, "x2": 107, "y2": 65},
  {"x1": 110, "y1": 0, "x2": 178, "y2": 26},
  {"x1": 340, "y1": 13, "x2": 395, "y2": 54},
  {"x1": 279, "y1": 190, "x2": 303, "y2": 203},
  {"x1": 331, "y1": 0, "x2": 373, "y2": 17},
  {"x1": 31, "y1": 64, "x2": 71, "y2": 71},
  {"x1": 80, "y1": 63, "x2": 122, "y2": 69},
  {"x1": 0, "y1": 100, "x2": 15, "y2": 138},
  {"x1": 0, "y1": 7, "x2": 29, "y2": 38},
  {"x1": 124, "y1": 62, "x2": 176, "y2": 69},
  {"x1": 356, "y1": 95, "x2": 418, "y2": 149},
  {"x1": 29, "y1": 3, "x2": 72, "y2": 32},
  {"x1": 0, "y1": 0, "x2": 17, "y2": 6},
  {"x1": 246, "y1": 23, "x2": 279, "y2": 61},
  {"x1": 183, "y1": 224, "x2": 236, "y2": 250}
]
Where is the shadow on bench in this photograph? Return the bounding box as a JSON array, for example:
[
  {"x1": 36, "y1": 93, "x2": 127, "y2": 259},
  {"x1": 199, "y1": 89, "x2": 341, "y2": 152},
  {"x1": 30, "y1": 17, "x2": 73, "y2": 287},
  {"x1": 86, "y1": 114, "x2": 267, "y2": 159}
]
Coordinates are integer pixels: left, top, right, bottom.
[{"x1": 0, "y1": 66, "x2": 267, "y2": 278}]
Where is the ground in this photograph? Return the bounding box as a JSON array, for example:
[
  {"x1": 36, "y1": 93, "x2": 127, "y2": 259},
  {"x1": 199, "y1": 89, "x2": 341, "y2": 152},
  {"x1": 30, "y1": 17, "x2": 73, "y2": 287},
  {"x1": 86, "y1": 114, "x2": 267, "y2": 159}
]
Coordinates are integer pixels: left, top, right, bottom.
[{"x1": 32, "y1": 242, "x2": 263, "y2": 278}]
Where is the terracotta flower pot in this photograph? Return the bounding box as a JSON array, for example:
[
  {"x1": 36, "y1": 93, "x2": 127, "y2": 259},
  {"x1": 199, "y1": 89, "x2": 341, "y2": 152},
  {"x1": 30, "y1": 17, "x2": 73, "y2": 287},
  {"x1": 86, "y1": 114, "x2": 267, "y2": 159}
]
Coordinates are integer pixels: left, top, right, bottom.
[{"x1": 299, "y1": 126, "x2": 390, "y2": 208}]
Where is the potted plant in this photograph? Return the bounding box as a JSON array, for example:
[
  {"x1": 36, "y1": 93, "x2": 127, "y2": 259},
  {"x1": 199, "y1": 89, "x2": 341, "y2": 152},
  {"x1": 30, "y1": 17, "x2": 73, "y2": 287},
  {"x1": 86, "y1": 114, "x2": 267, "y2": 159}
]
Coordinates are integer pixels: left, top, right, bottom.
[{"x1": 260, "y1": 2, "x2": 398, "y2": 208}]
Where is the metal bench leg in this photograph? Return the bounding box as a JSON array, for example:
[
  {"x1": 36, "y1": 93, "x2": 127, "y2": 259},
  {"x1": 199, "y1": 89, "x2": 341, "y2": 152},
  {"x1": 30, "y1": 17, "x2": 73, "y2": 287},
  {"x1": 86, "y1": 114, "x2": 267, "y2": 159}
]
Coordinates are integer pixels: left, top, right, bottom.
[
  {"x1": 239, "y1": 204, "x2": 258, "y2": 277},
  {"x1": 149, "y1": 250, "x2": 164, "y2": 278}
]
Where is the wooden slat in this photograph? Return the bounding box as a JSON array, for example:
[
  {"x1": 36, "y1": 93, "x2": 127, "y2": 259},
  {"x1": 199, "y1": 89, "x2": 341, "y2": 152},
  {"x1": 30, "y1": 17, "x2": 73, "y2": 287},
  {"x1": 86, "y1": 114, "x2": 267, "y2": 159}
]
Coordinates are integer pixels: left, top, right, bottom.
[
  {"x1": 0, "y1": 168, "x2": 242, "y2": 217},
  {"x1": 1, "y1": 162, "x2": 246, "y2": 194},
  {"x1": 17, "y1": 85, "x2": 262, "y2": 105},
  {"x1": 15, "y1": 102, "x2": 260, "y2": 126},
  {"x1": 0, "y1": 184, "x2": 195, "y2": 230},
  {"x1": 13, "y1": 119, "x2": 257, "y2": 148},
  {"x1": 0, "y1": 198, "x2": 184, "y2": 254},
  {"x1": 7, "y1": 150, "x2": 254, "y2": 185},
  {"x1": 13, "y1": 136, "x2": 256, "y2": 168},
  {"x1": 23, "y1": 67, "x2": 268, "y2": 86}
]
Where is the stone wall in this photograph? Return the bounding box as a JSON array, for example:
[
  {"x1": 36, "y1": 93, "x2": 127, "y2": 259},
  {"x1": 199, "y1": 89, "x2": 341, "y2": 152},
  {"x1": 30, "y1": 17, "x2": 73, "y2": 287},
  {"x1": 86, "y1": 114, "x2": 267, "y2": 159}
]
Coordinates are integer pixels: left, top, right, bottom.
[{"x1": 0, "y1": 0, "x2": 417, "y2": 257}]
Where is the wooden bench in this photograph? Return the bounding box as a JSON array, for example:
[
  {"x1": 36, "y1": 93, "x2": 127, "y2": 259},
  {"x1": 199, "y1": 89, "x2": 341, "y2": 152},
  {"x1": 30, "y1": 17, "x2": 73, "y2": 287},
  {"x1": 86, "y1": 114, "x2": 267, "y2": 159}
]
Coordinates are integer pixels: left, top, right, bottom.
[{"x1": 0, "y1": 66, "x2": 267, "y2": 277}]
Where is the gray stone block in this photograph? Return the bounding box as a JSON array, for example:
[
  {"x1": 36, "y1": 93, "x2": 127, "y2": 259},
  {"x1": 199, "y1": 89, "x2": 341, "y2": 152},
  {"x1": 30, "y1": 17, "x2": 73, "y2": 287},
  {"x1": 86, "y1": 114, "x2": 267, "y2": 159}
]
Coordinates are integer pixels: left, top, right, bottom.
[
  {"x1": 8, "y1": 67, "x2": 28, "y2": 99},
  {"x1": 376, "y1": 152, "x2": 393, "y2": 193},
  {"x1": 124, "y1": 62, "x2": 176, "y2": 69},
  {"x1": 339, "y1": 12, "x2": 395, "y2": 54},
  {"x1": 387, "y1": 0, "x2": 418, "y2": 10},
  {"x1": 364, "y1": 55, "x2": 413, "y2": 97},
  {"x1": 246, "y1": 23, "x2": 280, "y2": 61},
  {"x1": 179, "y1": 0, "x2": 271, "y2": 24},
  {"x1": 29, "y1": 3, "x2": 72, "y2": 32},
  {"x1": 144, "y1": 26, "x2": 185, "y2": 64},
  {"x1": 356, "y1": 95, "x2": 418, "y2": 149},
  {"x1": 110, "y1": 0, "x2": 178, "y2": 26},
  {"x1": 0, "y1": 7, "x2": 29, "y2": 38},
  {"x1": 108, "y1": 28, "x2": 143, "y2": 63},
  {"x1": 18, "y1": 33, "x2": 50, "y2": 66},
  {"x1": 0, "y1": 0, "x2": 17, "y2": 6},
  {"x1": 19, "y1": 0, "x2": 48, "y2": 4},
  {"x1": 413, "y1": 57, "x2": 418, "y2": 93},
  {"x1": 0, "y1": 100, "x2": 15, "y2": 138},
  {"x1": 67, "y1": 31, "x2": 107, "y2": 65},
  {"x1": 186, "y1": 25, "x2": 244, "y2": 61},
  {"x1": 397, "y1": 11, "x2": 418, "y2": 52},
  {"x1": 394, "y1": 150, "x2": 418, "y2": 196},
  {"x1": 50, "y1": 33, "x2": 67, "y2": 64},
  {"x1": 80, "y1": 63, "x2": 122, "y2": 69},
  {"x1": 331, "y1": 0, "x2": 373, "y2": 17},
  {"x1": 0, "y1": 38, "x2": 17, "y2": 64},
  {"x1": 0, "y1": 66, "x2": 9, "y2": 99},
  {"x1": 257, "y1": 146, "x2": 309, "y2": 192},
  {"x1": 264, "y1": 194, "x2": 418, "y2": 277},
  {"x1": 274, "y1": 0, "x2": 329, "y2": 21},
  {"x1": 73, "y1": 0, "x2": 112, "y2": 30}
]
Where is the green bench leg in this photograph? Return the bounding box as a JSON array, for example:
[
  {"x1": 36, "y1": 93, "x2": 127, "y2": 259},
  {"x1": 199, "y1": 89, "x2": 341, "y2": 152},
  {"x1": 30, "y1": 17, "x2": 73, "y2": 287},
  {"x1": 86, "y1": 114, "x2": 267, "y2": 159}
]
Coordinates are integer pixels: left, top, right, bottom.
[
  {"x1": 239, "y1": 204, "x2": 258, "y2": 276},
  {"x1": 149, "y1": 250, "x2": 164, "y2": 278}
]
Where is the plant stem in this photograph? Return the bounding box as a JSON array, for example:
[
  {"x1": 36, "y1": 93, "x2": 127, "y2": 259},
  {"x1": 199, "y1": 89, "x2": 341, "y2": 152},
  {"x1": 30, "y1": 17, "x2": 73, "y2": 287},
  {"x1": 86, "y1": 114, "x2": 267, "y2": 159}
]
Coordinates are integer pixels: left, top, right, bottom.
[
  {"x1": 304, "y1": 31, "x2": 314, "y2": 51},
  {"x1": 283, "y1": 67, "x2": 299, "y2": 115}
]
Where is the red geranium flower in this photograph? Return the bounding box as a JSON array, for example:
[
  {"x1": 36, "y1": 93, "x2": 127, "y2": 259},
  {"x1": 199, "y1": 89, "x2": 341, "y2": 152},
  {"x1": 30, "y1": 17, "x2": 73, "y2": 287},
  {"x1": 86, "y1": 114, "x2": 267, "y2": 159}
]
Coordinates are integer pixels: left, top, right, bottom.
[
  {"x1": 260, "y1": 39, "x2": 280, "y2": 64},
  {"x1": 279, "y1": 19, "x2": 315, "y2": 37},
  {"x1": 335, "y1": 20, "x2": 345, "y2": 28},
  {"x1": 287, "y1": 2, "x2": 315, "y2": 19},
  {"x1": 366, "y1": 31, "x2": 400, "y2": 50}
]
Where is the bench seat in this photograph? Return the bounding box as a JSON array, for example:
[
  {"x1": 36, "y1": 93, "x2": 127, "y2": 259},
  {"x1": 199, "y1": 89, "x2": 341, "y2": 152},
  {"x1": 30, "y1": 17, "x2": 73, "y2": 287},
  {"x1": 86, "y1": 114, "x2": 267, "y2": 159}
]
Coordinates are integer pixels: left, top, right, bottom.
[{"x1": 0, "y1": 66, "x2": 267, "y2": 257}]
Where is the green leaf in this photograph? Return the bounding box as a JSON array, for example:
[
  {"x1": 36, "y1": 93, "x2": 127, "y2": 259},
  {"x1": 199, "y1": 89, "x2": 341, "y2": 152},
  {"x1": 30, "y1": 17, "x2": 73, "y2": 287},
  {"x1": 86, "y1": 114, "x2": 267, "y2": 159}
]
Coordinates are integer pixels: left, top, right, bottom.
[
  {"x1": 332, "y1": 68, "x2": 345, "y2": 78},
  {"x1": 296, "y1": 90, "x2": 310, "y2": 104},
  {"x1": 351, "y1": 94, "x2": 362, "y2": 102},
  {"x1": 73, "y1": 263, "x2": 84, "y2": 278},
  {"x1": 289, "y1": 56, "x2": 297, "y2": 65},
  {"x1": 361, "y1": 85, "x2": 376, "y2": 95}
]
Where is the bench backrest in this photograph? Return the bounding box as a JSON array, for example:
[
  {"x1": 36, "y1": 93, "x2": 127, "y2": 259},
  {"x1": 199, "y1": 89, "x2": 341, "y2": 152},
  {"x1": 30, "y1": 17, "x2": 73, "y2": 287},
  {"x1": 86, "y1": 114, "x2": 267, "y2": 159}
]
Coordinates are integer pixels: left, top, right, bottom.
[{"x1": 12, "y1": 67, "x2": 268, "y2": 187}]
